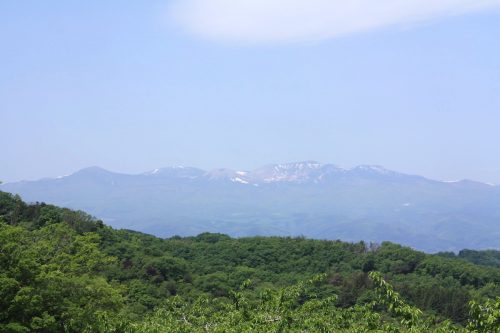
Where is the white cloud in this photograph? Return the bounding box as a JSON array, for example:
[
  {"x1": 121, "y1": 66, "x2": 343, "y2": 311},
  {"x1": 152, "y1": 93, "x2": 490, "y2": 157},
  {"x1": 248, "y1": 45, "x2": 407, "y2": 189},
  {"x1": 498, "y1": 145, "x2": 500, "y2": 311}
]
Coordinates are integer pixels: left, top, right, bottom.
[{"x1": 168, "y1": 0, "x2": 500, "y2": 43}]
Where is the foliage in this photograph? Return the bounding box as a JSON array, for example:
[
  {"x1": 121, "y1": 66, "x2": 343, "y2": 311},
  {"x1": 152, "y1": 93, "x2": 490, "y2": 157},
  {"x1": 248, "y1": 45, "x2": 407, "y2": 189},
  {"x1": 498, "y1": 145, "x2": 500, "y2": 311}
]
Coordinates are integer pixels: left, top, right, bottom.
[
  {"x1": 88, "y1": 274, "x2": 498, "y2": 332},
  {"x1": 467, "y1": 297, "x2": 500, "y2": 332},
  {"x1": 437, "y1": 249, "x2": 500, "y2": 269},
  {"x1": 0, "y1": 191, "x2": 499, "y2": 332},
  {"x1": 0, "y1": 218, "x2": 123, "y2": 332}
]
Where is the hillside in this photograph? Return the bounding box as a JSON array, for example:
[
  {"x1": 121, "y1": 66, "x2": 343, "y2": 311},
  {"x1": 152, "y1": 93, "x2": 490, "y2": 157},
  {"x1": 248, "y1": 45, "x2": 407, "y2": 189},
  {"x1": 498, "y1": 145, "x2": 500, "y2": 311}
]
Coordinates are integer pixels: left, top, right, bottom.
[
  {"x1": 0, "y1": 190, "x2": 499, "y2": 332},
  {"x1": 2, "y1": 162, "x2": 500, "y2": 252}
]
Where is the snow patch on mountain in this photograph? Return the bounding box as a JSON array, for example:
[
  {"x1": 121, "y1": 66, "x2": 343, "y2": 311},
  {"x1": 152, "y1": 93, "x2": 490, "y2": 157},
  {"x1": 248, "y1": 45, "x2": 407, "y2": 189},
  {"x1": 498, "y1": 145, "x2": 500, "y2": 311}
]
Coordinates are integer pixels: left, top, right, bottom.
[{"x1": 231, "y1": 177, "x2": 249, "y2": 184}]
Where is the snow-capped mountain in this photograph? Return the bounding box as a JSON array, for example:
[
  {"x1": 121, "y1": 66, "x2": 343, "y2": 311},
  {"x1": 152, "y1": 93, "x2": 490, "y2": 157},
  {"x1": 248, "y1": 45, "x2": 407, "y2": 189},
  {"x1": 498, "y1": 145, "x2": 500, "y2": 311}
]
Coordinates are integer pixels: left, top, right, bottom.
[
  {"x1": 158, "y1": 161, "x2": 410, "y2": 185},
  {"x1": 1, "y1": 161, "x2": 499, "y2": 252},
  {"x1": 248, "y1": 161, "x2": 335, "y2": 183},
  {"x1": 199, "y1": 161, "x2": 332, "y2": 184},
  {"x1": 143, "y1": 166, "x2": 205, "y2": 179}
]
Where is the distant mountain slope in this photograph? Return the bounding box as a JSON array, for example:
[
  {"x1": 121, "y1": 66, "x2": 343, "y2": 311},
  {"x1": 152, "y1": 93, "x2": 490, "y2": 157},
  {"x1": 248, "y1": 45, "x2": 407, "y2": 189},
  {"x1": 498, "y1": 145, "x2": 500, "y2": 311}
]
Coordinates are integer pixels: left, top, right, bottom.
[{"x1": 2, "y1": 161, "x2": 499, "y2": 252}]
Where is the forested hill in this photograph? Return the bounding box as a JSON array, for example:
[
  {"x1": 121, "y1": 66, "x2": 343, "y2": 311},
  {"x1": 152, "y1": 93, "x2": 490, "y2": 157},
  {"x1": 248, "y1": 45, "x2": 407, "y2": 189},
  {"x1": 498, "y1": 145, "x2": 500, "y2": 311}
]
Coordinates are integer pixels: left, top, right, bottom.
[
  {"x1": 437, "y1": 249, "x2": 500, "y2": 268},
  {"x1": 0, "y1": 191, "x2": 499, "y2": 332}
]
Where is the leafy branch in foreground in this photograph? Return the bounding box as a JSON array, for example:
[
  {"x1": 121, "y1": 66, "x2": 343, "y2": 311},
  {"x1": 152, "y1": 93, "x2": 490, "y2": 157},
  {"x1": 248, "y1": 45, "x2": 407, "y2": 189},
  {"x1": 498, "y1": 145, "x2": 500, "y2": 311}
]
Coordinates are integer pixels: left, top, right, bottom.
[
  {"x1": 369, "y1": 271, "x2": 422, "y2": 328},
  {"x1": 467, "y1": 296, "x2": 500, "y2": 332},
  {"x1": 85, "y1": 273, "x2": 499, "y2": 332}
]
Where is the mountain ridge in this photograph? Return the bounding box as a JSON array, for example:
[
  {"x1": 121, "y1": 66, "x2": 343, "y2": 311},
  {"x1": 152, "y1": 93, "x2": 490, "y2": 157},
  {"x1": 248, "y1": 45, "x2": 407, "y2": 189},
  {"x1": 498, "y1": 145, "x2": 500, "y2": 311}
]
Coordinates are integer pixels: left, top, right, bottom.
[
  {"x1": 1, "y1": 161, "x2": 499, "y2": 253},
  {"x1": 7, "y1": 161, "x2": 495, "y2": 187}
]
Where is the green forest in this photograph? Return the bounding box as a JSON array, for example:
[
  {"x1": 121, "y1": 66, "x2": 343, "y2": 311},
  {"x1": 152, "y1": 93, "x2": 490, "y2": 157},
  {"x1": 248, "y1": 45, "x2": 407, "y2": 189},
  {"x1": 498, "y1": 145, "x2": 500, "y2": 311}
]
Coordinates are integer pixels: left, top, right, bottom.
[{"x1": 0, "y1": 190, "x2": 499, "y2": 332}]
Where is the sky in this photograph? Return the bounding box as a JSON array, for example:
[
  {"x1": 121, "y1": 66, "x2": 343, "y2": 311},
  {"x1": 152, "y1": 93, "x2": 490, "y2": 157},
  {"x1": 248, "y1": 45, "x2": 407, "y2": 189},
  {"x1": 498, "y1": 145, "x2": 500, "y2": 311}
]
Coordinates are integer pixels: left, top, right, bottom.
[{"x1": 1, "y1": 0, "x2": 500, "y2": 184}]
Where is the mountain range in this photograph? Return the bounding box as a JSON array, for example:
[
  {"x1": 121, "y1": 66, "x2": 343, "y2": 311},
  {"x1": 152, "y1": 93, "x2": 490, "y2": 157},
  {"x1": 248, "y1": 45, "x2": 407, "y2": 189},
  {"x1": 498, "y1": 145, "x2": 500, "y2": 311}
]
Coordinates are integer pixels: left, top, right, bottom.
[{"x1": 2, "y1": 161, "x2": 499, "y2": 252}]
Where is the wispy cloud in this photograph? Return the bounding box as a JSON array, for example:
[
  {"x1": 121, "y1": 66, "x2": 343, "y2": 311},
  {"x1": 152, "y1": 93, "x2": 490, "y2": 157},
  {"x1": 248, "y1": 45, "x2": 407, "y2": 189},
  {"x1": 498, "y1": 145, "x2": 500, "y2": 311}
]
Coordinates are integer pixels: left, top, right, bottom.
[{"x1": 168, "y1": 0, "x2": 500, "y2": 43}]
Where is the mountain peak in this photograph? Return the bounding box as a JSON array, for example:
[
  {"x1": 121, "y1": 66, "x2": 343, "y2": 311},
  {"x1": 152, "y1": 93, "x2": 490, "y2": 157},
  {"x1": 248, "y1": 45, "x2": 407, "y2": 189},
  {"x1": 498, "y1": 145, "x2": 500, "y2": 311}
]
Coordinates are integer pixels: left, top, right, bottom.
[
  {"x1": 205, "y1": 168, "x2": 238, "y2": 181},
  {"x1": 272, "y1": 161, "x2": 323, "y2": 170},
  {"x1": 73, "y1": 166, "x2": 112, "y2": 175},
  {"x1": 251, "y1": 161, "x2": 326, "y2": 183},
  {"x1": 143, "y1": 166, "x2": 204, "y2": 178}
]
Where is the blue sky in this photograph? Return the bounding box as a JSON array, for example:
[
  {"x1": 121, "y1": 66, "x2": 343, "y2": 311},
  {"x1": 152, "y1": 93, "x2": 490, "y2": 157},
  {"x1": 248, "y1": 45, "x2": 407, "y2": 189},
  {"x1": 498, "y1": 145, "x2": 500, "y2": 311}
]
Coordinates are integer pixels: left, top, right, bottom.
[{"x1": 1, "y1": 1, "x2": 500, "y2": 183}]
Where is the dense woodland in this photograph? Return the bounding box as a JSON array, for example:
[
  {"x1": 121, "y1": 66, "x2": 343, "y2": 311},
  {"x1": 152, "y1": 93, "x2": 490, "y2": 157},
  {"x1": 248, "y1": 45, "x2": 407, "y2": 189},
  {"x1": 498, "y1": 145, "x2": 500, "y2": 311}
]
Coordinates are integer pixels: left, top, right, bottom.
[{"x1": 0, "y1": 191, "x2": 499, "y2": 332}]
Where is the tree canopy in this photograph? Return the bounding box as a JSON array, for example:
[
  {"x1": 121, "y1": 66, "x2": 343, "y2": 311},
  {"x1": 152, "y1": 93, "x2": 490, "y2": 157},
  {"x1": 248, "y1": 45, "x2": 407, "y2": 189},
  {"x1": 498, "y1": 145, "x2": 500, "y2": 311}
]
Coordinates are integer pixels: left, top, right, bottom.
[{"x1": 0, "y1": 191, "x2": 498, "y2": 332}]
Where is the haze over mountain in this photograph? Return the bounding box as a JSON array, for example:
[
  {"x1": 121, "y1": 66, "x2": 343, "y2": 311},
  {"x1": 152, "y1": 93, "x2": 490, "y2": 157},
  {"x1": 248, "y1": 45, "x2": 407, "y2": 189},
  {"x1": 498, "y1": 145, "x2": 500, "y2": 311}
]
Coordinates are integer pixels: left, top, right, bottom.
[{"x1": 2, "y1": 161, "x2": 499, "y2": 253}]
